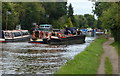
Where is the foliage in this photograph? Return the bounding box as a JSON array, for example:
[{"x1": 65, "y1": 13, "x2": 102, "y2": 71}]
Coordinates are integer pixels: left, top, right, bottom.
[
  {"x1": 43, "y1": 2, "x2": 67, "y2": 24},
  {"x1": 93, "y1": 2, "x2": 112, "y2": 17},
  {"x1": 111, "y1": 42, "x2": 120, "y2": 56},
  {"x1": 74, "y1": 15, "x2": 87, "y2": 28},
  {"x1": 96, "y1": 18, "x2": 102, "y2": 29},
  {"x1": 84, "y1": 14, "x2": 96, "y2": 28},
  {"x1": 67, "y1": 3, "x2": 76, "y2": 26},
  {"x1": 74, "y1": 14, "x2": 96, "y2": 28},
  {"x1": 2, "y1": 2, "x2": 97, "y2": 31},
  {"x1": 93, "y1": 2, "x2": 120, "y2": 43},
  {"x1": 52, "y1": 15, "x2": 68, "y2": 29},
  {"x1": 22, "y1": 3, "x2": 45, "y2": 30},
  {"x1": 55, "y1": 37, "x2": 107, "y2": 74},
  {"x1": 100, "y1": 3, "x2": 119, "y2": 29},
  {"x1": 2, "y1": 3, "x2": 19, "y2": 30},
  {"x1": 2, "y1": 2, "x2": 67, "y2": 30},
  {"x1": 67, "y1": 17, "x2": 73, "y2": 27}
]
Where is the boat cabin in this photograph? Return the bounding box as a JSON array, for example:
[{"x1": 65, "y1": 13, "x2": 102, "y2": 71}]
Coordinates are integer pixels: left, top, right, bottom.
[
  {"x1": 39, "y1": 24, "x2": 52, "y2": 31},
  {"x1": 0, "y1": 30, "x2": 30, "y2": 42}
]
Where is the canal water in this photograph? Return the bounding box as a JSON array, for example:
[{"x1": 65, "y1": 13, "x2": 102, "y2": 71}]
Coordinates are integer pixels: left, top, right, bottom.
[{"x1": 0, "y1": 37, "x2": 95, "y2": 74}]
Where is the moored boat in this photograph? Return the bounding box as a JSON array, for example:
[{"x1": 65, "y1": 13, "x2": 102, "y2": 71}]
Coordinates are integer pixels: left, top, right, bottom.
[{"x1": 0, "y1": 30, "x2": 30, "y2": 42}]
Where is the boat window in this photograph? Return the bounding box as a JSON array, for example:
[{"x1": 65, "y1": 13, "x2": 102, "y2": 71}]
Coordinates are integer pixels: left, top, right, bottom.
[
  {"x1": 21, "y1": 31, "x2": 29, "y2": 35},
  {"x1": 14, "y1": 32, "x2": 21, "y2": 37},
  {"x1": 45, "y1": 26, "x2": 49, "y2": 27},
  {"x1": 4, "y1": 32, "x2": 12, "y2": 38}
]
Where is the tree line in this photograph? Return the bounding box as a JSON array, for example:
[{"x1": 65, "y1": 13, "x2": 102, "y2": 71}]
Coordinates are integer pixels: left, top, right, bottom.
[
  {"x1": 93, "y1": 2, "x2": 120, "y2": 43},
  {"x1": 75, "y1": 14, "x2": 96, "y2": 28},
  {"x1": 2, "y1": 2, "x2": 97, "y2": 31},
  {"x1": 2, "y1": 2, "x2": 67, "y2": 30}
]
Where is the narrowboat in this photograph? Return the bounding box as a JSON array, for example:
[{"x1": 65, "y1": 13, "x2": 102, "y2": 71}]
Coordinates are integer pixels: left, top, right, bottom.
[
  {"x1": 29, "y1": 30, "x2": 51, "y2": 44},
  {"x1": 48, "y1": 27, "x2": 86, "y2": 45},
  {"x1": 29, "y1": 24, "x2": 86, "y2": 45},
  {"x1": 96, "y1": 29, "x2": 104, "y2": 35},
  {"x1": 48, "y1": 34, "x2": 86, "y2": 45},
  {"x1": 0, "y1": 30, "x2": 30, "y2": 42},
  {"x1": 29, "y1": 24, "x2": 52, "y2": 44}
]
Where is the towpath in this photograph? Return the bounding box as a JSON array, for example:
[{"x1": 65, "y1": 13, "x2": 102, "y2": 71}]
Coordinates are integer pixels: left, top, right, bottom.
[{"x1": 97, "y1": 38, "x2": 119, "y2": 74}]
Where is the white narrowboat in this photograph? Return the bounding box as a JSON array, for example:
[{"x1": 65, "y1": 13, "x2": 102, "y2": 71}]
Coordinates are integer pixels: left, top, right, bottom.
[{"x1": 0, "y1": 30, "x2": 30, "y2": 42}]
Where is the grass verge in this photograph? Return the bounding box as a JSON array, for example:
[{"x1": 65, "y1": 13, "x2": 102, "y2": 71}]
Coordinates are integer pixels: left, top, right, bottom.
[
  {"x1": 105, "y1": 57, "x2": 112, "y2": 74},
  {"x1": 111, "y1": 42, "x2": 120, "y2": 56},
  {"x1": 55, "y1": 37, "x2": 107, "y2": 74}
]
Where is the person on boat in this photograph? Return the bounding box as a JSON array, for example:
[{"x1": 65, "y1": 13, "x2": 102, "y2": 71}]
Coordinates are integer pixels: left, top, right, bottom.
[
  {"x1": 64, "y1": 26, "x2": 71, "y2": 35},
  {"x1": 69, "y1": 27, "x2": 76, "y2": 35},
  {"x1": 0, "y1": 30, "x2": 4, "y2": 38},
  {"x1": 51, "y1": 31, "x2": 56, "y2": 36},
  {"x1": 34, "y1": 31, "x2": 39, "y2": 38},
  {"x1": 76, "y1": 29, "x2": 82, "y2": 35},
  {"x1": 34, "y1": 25, "x2": 39, "y2": 31}
]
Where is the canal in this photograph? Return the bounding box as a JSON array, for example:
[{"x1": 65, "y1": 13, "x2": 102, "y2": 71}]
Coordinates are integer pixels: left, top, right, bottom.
[{"x1": 0, "y1": 37, "x2": 95, "y2": 74}]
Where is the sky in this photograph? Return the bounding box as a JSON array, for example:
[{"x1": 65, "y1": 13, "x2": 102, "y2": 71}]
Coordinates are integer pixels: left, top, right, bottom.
[{"x1": 67, "y1": 0, "x2": 95, "y2": 15}]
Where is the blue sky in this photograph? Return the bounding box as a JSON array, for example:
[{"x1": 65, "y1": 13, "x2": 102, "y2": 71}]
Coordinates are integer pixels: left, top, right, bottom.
[{"x1": 67, "y1": 0, "x2": 95, "y2": 15}]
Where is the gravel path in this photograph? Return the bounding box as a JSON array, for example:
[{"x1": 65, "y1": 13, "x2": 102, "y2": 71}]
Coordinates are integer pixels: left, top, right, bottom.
[{"x1": 97, "y1": 38, "x2": 118, "y2": 74}]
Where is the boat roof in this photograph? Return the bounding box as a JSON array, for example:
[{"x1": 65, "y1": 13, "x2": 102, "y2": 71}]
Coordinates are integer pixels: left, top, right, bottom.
[
  {"x1": 40, "y1": 24, "x2": 52, "y2": 26},
  {"x1": 2, "y1": 30, "x2": 28, "y2": 32}
]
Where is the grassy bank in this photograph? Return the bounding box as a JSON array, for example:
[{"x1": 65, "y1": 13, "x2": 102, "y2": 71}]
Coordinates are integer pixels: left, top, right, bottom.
[
  {"x1": 55, "y1": 37, "x2": 107, "y2": 74},
  {"x1": 111, "y1": 42, "x2": 120, "y2": 56},
  {"x1": 105, "y1": 57, "x2": 112, "y2": 74}
]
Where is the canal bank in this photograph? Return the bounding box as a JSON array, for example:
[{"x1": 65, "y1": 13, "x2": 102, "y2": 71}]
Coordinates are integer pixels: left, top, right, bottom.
[{"x1": 55, "y1": 36, "x2": 107, "y2": 74}]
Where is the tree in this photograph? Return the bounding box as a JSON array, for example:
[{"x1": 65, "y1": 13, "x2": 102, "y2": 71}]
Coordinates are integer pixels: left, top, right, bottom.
[
  {"x1": 74, "y1": 15, "x2": 87, "y2": 28},
  {"x1": 84, "y1": 14, "x2": 95, "y2": 28},
  {"x1": 68, "y1": 3, "x2": 73, "y2": 17},
  {"x1": 93, "y1": 2, "x2": 112, "y2": 17},
  {"x1": 52, "y1": 15, "x2": 68, "y2": 29},
  {"x1": 2, "y1": 2, "x2": 75, "y2": 30},
  {"x1": 2, "y1": 3, "x2": 19, "y2": 30},
  {"x1": 68, "y1": 3, "x2": 76, "y2": 26},
  {"x1": 43, "y1": 2, "x2": 67, "y2": 25},
  {"x1": 67, "y1": 17, "x2": 73, "y2": 27},
  {"x1": 96, "y1": 18, "x2": 102, "y2": 29},
  {"x1": 21, "y1": 3, "x2": 45, "y2": 30},
  {"x1": 93, "y1": 2, "x2": 120, "y2": 43}
]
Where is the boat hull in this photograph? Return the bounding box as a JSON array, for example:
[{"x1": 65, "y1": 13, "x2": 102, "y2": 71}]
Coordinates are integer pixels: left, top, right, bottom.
[
  {"x1": 5, "y1": 36, "x2": 30, "y2": 42},
  {"x1": 29, "y1": 38, "x2": 48, "y2": 44},
  {"x1": 0, "y1": 38, "x2": 6, "y2": 43},
  {"x1": 48, "y1": 35, "x2": 86, "y2": 45},
  {"x1": 29, "y1": 41, "x2": 45, "y2": 44}
]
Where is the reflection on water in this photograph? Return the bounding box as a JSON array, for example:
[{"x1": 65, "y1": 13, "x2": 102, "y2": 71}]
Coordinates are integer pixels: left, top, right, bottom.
[{"x1": 0, "y1": 37, "x2": 95, "y2": 74}]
